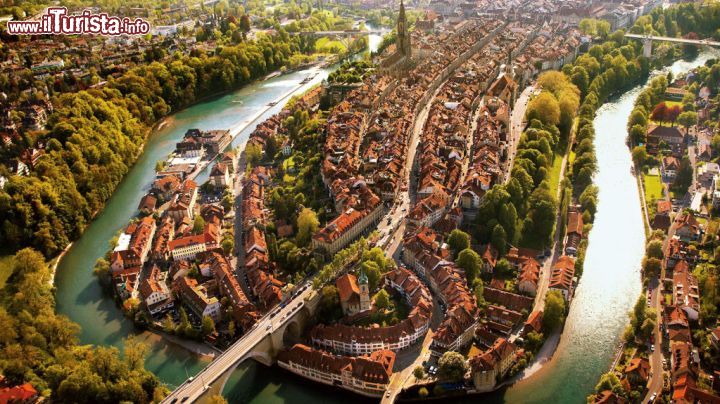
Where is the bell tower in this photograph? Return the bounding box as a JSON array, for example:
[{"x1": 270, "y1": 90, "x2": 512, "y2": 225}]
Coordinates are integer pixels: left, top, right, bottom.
[
  {"x1": 358, "y1": 269, "x2": 371, "y2": 311},
  {"x1": 397, "y1": 0, "x2": 412, "y2": 58}
]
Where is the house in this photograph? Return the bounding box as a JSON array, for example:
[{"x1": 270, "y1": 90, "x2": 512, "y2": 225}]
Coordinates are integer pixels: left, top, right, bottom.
[
  {"x1": 0, "y1": 382, "x2": 39, "y2": 404},
  {"x1": 312, "y1": 193, "x2": 384, "y2": 256},
  {"x1": 647, "y1": 125, "x2": 684, "y2": 156},
  {"x1": 138, "y1": 193, "x2": 157, "y2": 215},
  {"x1": 549, "y1": 255, "x2": 575, "y2": 301},
  {"x1": 110, "y1": 217, "x2": 157, "y2": 272},
  {"x1": 209, "y1": 162, "x2": 230, "y2": 188},
  {"x1": 469, "y1": 338, "x2": 517, "y2": 392},
  {"x1": 176, "y1": 276, "x2": 221, "y2": 322},
  {"x1": 166, "y1": 179, "x2": 198, "y2": 222},
  {"x1": 336, "y1": 272, "x2": 371, "y2": 316},
  {"x1": 673, "y1": 263, "x2": 700, "y2": 321},
  {"x1": 277, "y1": 344, "x2": 394, "y2": 398},
  {"x1": 564, "y1": 209, "x2": 583, "y2": 256},
  {"x1": 523, "y1": 310, "x2": 543, "y2": 336},
  {"x1": 662, "y1": 156, "x2": 681, "y2": 181},
  {"x1": 674, "y1": 211, "x2": 701, "y2": 242},
  {"x1": 517, "y1": 258, "x2": 540, "y2": 296},
  {"x1": 139, "y1": 265, "x2": 173, "y2": 315},
  {"x1": 624, "y1": 357, "x2": 650, "y2": 385},
  {"x1": 652, "y1": 200, "x2": 672, "y2": 232},
  {"x1": 480, "y1": 244, "x2": 499, "y2": 273}
]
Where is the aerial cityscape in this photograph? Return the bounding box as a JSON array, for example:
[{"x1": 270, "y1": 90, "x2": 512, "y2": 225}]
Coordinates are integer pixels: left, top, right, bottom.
[{"x1": 2, "y1": 0, "x2": 720, "y2": 403}]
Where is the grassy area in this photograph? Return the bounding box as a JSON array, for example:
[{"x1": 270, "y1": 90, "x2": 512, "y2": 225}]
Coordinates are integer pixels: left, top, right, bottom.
[
  {"x1": 548, "y1": 153, "x2": 564, "y2": 196},
  {"x1": 569, "y1": 150, "x2": 576, "y2": 165},
  {"x1": 0, "y1": 255, "x2": 15, "y2": 290},
  {"x1": 315, "y1": 37, "x2": 348, "y2": 54},
  {"x1": 643, "y1": 173, "x2": 664, "y2": 202}
]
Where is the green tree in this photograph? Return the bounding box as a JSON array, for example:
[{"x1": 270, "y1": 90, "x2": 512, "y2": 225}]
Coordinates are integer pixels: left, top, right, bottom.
[
  {"x1": 543, "y1": 290, "x2": 566, "y2": 332},
  {"x1": 374, "y1": 289, "x2": 390, "y2": 310},
  {"x1": 202, "y1": 315, "x2": 216, "y2": 337},
  {"x1": 296, "y1": 207, "x2": 319, "y2": 247},
  {"x1": 361, "y1": 261, "x2": 382, "y2": 291},
  {"x1": 437, "y1": 351, "x2": 468, "y2": 382},
  {"x1": 527, "y1": 91, "x2": 561, "y2": 127},
  {"x1": 677, "y1": 110, "x2": 698, "y2": 133},
  {"x1": 246, "y1": 143, "x2": 263, "y2": 166},
  {"x1": 413, "y1": 366, "x2": 425, "y2": 379},
  {"x1": 193, "y1": 215, "x2": 206, "y2": 234},
  {"x1": 632, "y1": 146, "x2": 647, "y2": 167},
  {"x1": 221, "y1": 237, "x2": 234, "y2": 254},
  {"x1": 456, "y1": 248, "x2": 482, "y2": 285},
  {"x1": 209, "y1": 395, "x2": 229, "y2": 404},
  {"x1": 491, "y1": 224, "x2": 508, "y2": 255},
  {"x1": 418, "y1": 387, "x2": 429, "y2": 398},
  {"x1": 595, "y1": 372, "x2": 623, "y2": 394},
  {"x1": 447, "y1": 229, "x2": 471, "y2": 258},
  {"x1": 645, "y1": 239, "x2": 664, "y2": 259}
]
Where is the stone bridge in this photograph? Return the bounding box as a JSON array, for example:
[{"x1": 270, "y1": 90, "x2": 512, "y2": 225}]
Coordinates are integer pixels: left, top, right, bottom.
[
  {"x1": 625, "y1": 33, "x2": 720, "y2": 58},
  {"x1": 161, "y1": 287, "x2": 321, "y2": 403}
]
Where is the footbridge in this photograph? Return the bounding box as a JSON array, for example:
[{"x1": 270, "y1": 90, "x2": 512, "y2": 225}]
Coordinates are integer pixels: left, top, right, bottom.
[
  {"x1": 625, "y1": 33, "x2": 720, "y2": 57},
  {"x1": 161, "y1": 285, "x2": 320, "y2": 403},
  {"x1": 291, "y1": 29, "x2": 386, "y2": 36}
]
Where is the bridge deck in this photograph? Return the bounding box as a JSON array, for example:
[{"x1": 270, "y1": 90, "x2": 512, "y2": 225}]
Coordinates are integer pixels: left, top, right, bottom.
[{"x1": 625, "y1": 33, "x2": 720, "y2": 47}]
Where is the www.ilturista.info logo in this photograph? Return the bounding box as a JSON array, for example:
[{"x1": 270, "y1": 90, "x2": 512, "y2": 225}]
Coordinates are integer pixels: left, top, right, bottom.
[{"x1": 6, "y1": 7, "x2": 151, "y2": 36}]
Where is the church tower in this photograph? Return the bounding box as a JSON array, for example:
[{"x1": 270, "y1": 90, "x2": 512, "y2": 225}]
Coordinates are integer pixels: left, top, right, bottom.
[
  {"x1": 397, "y1": 0, "x2": 411, "y2": 58},
  {"x1": 358, "y1": 269, "x2": 371, "y2": 311}
]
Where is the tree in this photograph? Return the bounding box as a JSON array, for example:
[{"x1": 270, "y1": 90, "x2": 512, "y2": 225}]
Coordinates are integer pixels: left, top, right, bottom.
[
  {"x1": 447, "y1": 229, "x2": 470, "y2": 258},
  {"x1": 209, "y1": 395, "x2": 229, "y2": 404},
  {"x1": 374, "y1": 289, "x2": 390, "y2": 310},
  {"x1": 437, "y1": 351, "x2": 468, "y2": 382},
  {"x1": 361, "y1": 261, "x2": 382, "y2": 291},
  {"x1": 677, "y1": 110, "x2": 698, "y2": 133},
  {"x1": 632, "y1": 146, "x2": 647, "y2": 167},
  {"x1": 413, "y1": 366, "x2": 425, "y2": 379},
  {"x1": 296, "y1": 207, "x2": 319, "y2": 247},
  {"x1": 123, "y1": 336, "x2": 149, "y2": 371},
  {"x1": 239, "y1": 14, "x2": 251, "y2": 33},
  {"x1": 246, "y1": 143, "x2": 262, "y2": 166},
  {"x1": 491, "y1": 224, "x2": 508, "y2": 255},
  {"x1": 526, "y1": 91, "x2": 561, "y2": 127},
  {"x1": 673, "y1": 155, "x2": 693, "y2": 192},
  {"x1": 193, "y1": 215, "x2": 206, "y2": 234},
  {"x1": 202, "y1": 315, "x2": 216, "y2": 337},
  {"x1": 456, "y1": 248, "x2": 482, "y2": 285},
  {"x1": 418, "y1": 387, "x2": 429, "y2": 398},
  {"x1": 319, "y1": 285, "x2": 340, "y2": 319},
  {"x1": 643, "y1": 257, "x2": 662, "y2": 278},
  {"x1": 473, "y1": 279, "x2": 485, "y2": 307},
  {"x1": 595, "y1": 372, "x2": 623, "y2": 394},
  {"x1": 632, "y1": 294, "x2": 647, "y2": 332},
  {"x1": 646, "y1": 239, "x2": 664, "y2": 259},
  {"x1": 543, "y1": 290, "x2": 566, "y2": 332},
  {"x1": 221, "y1": 237, "x2": 234, "y2": 254},
  {"x1": 650, "y1": 102, "x2": 668, "y2": 123}
]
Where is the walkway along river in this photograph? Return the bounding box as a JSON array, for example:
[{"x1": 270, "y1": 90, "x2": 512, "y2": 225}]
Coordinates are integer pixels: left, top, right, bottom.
[{"x1": 484, "y1": 50, "x2": 719, "y2": 404}]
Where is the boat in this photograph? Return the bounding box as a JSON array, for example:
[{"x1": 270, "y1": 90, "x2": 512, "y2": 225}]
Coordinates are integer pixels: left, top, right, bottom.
[
  {"x1": 267, "y1": 101, "x2": 278, "y2": 106},
  {"x1": 264, "y1": 71, "x2": 281, "y2": 81}
]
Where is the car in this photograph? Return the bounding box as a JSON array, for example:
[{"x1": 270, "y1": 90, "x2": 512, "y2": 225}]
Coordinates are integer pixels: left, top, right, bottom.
[
  {"x1": 651, "y1": 344, "x2": 655, "y2": 352},
  {"x1": 266, "y1": 325, "x2": 272, "y2": 331},
  {"x1": 649, "y1": 392, "x2": 657, "y2": 402},
  {"x1": 385, "y1": 391, "x2": 391, "y2": 398}
]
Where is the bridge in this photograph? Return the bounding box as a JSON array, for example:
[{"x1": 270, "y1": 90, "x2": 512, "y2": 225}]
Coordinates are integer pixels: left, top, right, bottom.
[
  {"x1": 625, "y1": 33, "x2": 720, "y2": 57},
  {"x1": 161, "y1": 285, "x2": 320, "y2": 404},
  {"x1": 291, "y1": 29, "x2": 387, "y2": 36}
]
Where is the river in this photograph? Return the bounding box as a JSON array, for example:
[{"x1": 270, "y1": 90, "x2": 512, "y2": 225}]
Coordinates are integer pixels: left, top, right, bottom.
[{"x1": 485, "y1": 50, "x2": 718, "y2": 404}]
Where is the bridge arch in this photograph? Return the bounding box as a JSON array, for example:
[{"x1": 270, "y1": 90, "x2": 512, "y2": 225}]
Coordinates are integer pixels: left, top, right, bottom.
[{"x1": 282, "y1": 317, "x2": 303, "y2": 346}]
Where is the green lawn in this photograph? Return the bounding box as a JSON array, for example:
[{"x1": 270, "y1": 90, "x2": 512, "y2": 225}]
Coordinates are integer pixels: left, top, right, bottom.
[
  {"x1": 548, "y1": 153, "x2": 564, "y2": 195},
  {"x1": 315, "y1": 37, "x2": 348, "y2": 54},
  {"x1": 643, "y1": 173, "x2": 664, "y2": 202},
  {"x1": 0, "y1": 255, "x2": 15, "y2": 290}
]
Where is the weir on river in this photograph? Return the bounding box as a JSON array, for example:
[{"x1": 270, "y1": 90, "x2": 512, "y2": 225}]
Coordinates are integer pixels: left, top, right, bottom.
[{"x1": 53, "y1": 30, "x2": 715, "y2": 401}]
